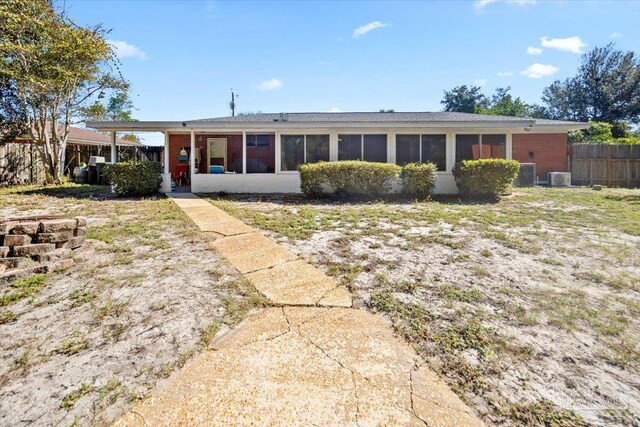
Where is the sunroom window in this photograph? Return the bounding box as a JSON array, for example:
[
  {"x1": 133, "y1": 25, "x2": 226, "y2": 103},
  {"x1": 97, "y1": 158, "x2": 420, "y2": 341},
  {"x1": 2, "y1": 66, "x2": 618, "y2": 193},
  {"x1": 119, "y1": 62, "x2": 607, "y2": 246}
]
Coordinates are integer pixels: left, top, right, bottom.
[
  {"x1": 280, "y1": 134, "x2": 330, "y2": 171},
  {"x1": 395, "y1": 134, "x2": 446, "y2": 171},
  {"x1": 456, "y1": 134, "x2": 506, "y2": 162},
  {"x1": 338, "y1": 134, "x2": 387, "y2": 162}
]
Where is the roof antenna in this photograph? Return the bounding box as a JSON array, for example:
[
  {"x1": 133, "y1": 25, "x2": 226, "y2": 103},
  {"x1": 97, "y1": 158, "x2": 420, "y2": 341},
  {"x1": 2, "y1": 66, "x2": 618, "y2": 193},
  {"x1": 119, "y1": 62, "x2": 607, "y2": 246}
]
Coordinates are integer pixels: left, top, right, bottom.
[{"x1": 230, "y1": 89, "x2": 237, "y2": 116}]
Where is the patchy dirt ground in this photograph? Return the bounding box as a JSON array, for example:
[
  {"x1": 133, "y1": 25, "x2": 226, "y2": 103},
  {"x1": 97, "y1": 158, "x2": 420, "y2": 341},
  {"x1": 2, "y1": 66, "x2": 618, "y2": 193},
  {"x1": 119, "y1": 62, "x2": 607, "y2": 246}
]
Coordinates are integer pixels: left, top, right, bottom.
[
  {"x1": 206, "y1": 187, "x2": 640, "y2": 427},
  {"x1": 0, "y1": 185, "x2": 263, "y2": 426}
]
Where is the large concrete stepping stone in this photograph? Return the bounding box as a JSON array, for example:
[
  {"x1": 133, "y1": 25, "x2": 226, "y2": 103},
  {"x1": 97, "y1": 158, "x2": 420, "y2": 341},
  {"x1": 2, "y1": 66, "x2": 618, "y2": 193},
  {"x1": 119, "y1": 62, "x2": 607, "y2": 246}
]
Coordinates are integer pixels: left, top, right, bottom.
[
  {"x1": 210, "y1": 232, "x2": 298, "y2": 273},
  {"x1": 245, "y1": 259, "x2": 351, "y2": 306},
  {"x1": 114, "y1": 307, "x2": 484, "y2": 427},
  {"x1": 169, "y1": 194, "x2": 254, "y2": 236}
]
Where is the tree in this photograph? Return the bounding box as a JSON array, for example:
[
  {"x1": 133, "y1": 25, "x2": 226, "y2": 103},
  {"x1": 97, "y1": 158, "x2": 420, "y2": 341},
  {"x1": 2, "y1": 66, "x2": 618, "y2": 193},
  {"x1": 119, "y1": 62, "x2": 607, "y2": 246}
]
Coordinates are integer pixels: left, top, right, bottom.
[
  {"x1": 79, "y1": 89, "x2": 139, "y2": 142},
  {"x1": 479, "y1": 87, "x2": 532, "y2": 117},
  {"x1": 441, "y1": 85, "x2": 489, "y2": 113},
  {"x1": 0, "y1": 75, "x2": 28, "y2": 144},
  {"x1": 79, "y1": 89, "x2": 135, "y2": 122},
  {"x1": 542, "y1": 43, "x2": 640, "y2": 124},
  {"x1": 378, "y1": 109, "x2": 395, "y2": 113},
  {"x1": 0, "y1": 0, "x2": 127, "y2": 183}
]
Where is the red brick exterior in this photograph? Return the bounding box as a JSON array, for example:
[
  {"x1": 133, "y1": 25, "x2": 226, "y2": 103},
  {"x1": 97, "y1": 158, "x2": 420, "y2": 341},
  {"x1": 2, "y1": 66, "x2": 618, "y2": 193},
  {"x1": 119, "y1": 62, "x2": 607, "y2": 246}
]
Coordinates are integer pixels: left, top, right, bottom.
[
  {"x1": 512, "y1": 133, "x2": 568, "y2": 180},
  {"x1": 168, "y1": 133, "x2": 275, "y2": 175}
]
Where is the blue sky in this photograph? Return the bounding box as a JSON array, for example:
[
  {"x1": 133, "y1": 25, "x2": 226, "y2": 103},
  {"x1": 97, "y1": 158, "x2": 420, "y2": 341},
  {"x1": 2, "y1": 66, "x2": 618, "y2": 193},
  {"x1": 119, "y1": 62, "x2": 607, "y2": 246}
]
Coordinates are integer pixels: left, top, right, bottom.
[{"x1": 64, "y1": 0, "x2": 639, "y2": 144}]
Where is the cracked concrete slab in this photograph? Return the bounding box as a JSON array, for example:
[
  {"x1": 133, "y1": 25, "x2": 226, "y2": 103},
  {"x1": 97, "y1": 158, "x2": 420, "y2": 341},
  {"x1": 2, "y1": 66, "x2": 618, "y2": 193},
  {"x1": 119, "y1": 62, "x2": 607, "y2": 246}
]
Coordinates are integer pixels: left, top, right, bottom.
[
  {"x1": 116, "y1": 307, "x2": 484, "y2": 426},
  {"x1": 169, "y1": 195, "x2": 255, "y2": 236},
  {"x1": 210, "y1": 232, "x2": 299, "y2": 273},
  {"x1": 154, "y1": 194, "x2": 484, "y2": 426},
  {"x1": 245, "y1": 260, "x2": 351, "y2": 306}
]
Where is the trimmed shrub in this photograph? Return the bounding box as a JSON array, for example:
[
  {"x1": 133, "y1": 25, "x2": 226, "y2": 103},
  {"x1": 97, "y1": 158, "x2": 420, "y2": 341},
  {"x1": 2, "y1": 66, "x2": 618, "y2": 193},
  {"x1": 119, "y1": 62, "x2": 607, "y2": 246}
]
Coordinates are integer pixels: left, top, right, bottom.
[
  {"x1": 452, "y1": 159, "x2": 520, "y2": 198},
  {"x1": 400, "y1": 162, "x2": 437, "y2": 199},
  {"x1": 299, "y1": 161, "x2": 401, "y2": 198},
  {"x1": 103, "y1": 160, "x2": 162, "y2": 197}
]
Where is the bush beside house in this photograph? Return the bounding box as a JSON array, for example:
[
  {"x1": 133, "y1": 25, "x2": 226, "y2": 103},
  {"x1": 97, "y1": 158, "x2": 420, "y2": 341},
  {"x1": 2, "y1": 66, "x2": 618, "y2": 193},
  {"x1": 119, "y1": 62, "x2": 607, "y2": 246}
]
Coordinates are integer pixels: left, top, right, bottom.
[
  {"x1": 400, "y1": 162, "x2": 437, "y2": 199},
  {"x1": 453, "y1": 159, "x2": 520, "y2": 198},
  {"x1": 300, "y1": 161, "x2": 401, "y2": 198},
  {"x1": 103, "y1": 160, "x2": 162, "y2": 197}
]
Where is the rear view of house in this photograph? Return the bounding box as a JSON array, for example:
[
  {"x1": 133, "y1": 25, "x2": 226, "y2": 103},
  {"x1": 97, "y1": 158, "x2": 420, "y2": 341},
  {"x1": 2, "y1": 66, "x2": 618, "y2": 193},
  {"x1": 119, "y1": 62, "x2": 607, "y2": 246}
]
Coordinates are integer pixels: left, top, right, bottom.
[{"x1": 87, "y1": 112, "x2": 589, "y2": 194}]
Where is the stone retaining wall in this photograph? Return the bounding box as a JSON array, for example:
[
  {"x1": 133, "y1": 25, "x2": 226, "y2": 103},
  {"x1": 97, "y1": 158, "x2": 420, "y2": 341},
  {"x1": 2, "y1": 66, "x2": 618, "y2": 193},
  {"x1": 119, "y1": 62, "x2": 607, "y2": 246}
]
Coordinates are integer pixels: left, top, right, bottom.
[{"x1": 0, "y1": 216, "x2": 86, "y2": 275}]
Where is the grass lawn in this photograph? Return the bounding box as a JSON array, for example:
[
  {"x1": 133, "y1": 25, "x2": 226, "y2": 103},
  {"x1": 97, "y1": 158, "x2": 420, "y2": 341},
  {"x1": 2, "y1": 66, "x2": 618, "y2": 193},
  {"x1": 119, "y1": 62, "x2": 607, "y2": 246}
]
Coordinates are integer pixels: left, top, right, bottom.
[
  {"x1": 204, "y1": 187, "x2": 640, "y2": 427},
  {"x1": 0, "y1": 184, "x2": 264, "y2": 426}
]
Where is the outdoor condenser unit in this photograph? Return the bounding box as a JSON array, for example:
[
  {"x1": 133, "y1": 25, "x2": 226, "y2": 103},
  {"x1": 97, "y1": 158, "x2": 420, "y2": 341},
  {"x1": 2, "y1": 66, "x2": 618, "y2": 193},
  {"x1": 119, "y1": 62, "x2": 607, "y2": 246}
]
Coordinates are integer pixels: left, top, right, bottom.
[
  {"x1": 548, "y1": 172, "x2": 571, "y2": 187},
  {"x1": 514, "y1": 163, "x2": 536, "y2": 187}
]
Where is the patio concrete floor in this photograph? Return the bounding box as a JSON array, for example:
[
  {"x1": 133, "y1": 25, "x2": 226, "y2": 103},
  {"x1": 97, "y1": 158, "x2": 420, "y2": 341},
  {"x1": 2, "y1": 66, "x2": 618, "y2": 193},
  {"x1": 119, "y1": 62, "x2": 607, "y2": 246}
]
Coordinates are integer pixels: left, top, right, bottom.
[{"x1": 114, "y1": 193, "x2": 483, "y2": 426}]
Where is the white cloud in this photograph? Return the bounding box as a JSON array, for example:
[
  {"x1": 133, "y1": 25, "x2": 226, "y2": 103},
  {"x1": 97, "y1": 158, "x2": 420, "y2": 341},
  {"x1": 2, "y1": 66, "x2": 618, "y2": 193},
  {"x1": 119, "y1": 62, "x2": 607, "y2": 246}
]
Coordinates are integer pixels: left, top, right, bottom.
[
  {"x1": 473, "y1": 79, "x2": 488, "y2": 86},
  {"x1": 527, "y1": 46, "x2": 543, "y2": 55},
  {"x1": 610, "y1": 32, "x2": 621, "y2": 39},
  {"x1": 106, "y1": 39, "x2": 147, "y2": 60},
  {"x1": 540, "y1": 36, "x2": 586, "y2": 54},
  {"x1": 256, "y1": 78, "x2": 283, "y2": 91},
  {"x1": 328, "y1": 107, "x2": 342, "y2": 113},
  {"x1": 497, "y1": 71, "x2": 514, "y2": 77},
  {"x1": 475, "y1": 0, "x2": 536, "y2": 9},
  {"x1": 521, "y1": 63, "x2": 559, "y2": 79},
  {"x1": 352, "y1": 21, "x2": 389, "y2": 38}
]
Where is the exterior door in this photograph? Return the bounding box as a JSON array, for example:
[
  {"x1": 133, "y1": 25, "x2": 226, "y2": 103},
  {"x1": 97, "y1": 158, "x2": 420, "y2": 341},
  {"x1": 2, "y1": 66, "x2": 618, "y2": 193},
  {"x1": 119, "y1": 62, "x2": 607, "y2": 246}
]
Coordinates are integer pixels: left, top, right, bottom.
[{"x1": 207, "y1": 138, "x2": 227, "y2": 171}]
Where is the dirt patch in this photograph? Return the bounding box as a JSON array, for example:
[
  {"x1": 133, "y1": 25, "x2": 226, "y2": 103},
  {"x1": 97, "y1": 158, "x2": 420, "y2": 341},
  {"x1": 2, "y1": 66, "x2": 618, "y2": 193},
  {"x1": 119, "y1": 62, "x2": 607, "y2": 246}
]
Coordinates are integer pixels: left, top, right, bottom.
[
  {"x1": 0, "y1": 184, "x2": 263, "y2": 426},
  {"x1": 205, "y1": 187, "x2": 640, "y2": 426}
]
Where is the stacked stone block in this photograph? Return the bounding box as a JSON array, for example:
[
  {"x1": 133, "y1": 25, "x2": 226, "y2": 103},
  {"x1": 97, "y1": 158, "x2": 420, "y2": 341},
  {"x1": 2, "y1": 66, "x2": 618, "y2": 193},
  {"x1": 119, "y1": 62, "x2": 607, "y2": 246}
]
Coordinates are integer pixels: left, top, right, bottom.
[{"x1": 0, "y1": 217, "x2": 86, "y2": 273}]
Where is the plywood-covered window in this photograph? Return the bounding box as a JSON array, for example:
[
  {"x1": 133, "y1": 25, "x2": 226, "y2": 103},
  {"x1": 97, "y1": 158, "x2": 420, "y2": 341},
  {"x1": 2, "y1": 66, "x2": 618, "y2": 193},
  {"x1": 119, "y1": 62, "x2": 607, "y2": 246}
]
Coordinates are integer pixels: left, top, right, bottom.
[{"x1": 456, "y1": 134, "x2": 506, "y2": 162}]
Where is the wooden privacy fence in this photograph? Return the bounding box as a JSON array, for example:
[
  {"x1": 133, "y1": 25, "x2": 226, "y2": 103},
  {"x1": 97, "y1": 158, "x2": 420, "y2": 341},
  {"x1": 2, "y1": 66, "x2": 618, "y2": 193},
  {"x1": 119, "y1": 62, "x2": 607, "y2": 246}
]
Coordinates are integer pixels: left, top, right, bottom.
[{"x1": 570, "y1": 143, "x2": 640, "y2": 187}]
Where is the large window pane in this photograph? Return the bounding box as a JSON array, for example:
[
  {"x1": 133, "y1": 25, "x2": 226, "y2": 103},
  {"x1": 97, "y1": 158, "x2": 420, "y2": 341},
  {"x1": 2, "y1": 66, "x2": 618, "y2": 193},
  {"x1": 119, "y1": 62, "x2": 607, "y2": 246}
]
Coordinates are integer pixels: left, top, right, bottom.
[
  {"x1": 281, "y1": 135, "x2": 304, "y2": 171},
  {"x1": 482, "y1": 134, "x2": 506, "y2": 159},
  {"x1": 338, "y1": 134, "x2": 361, "y2": 160},
  {"x1": 396, "y1": 135, "x2": 420, "y2": 166},
  {"x1": 422, "y1": 134, "x2": 447, "y2": 171},
  {"x1": 306, "y1": 135, "x2": 330, "y2": 163},
  {"x1": 363, "y1": 134, "x2": 387, "y2": 162},
  {"x1": 456, "y1": 134, "x2": 480, "y2": 162}
]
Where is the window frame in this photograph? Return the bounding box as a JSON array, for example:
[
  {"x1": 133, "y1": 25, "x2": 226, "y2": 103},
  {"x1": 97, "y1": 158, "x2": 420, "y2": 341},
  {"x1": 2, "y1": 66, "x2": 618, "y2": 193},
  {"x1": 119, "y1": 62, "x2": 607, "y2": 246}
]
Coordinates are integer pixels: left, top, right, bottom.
[
  {"x1": 246, "y1": 134, "x2": 271, "y2": 148},
  {"x1": 395, "y1": 132, "x2": 448, "y2": 171},
  {"x1": 279, "y1": 133, "x2": 330, "y2": 173},
  {"x1": 337, "y1": 133, "x2": 388, "y2": 162},
  {"x1": 454, "y1": 133, "x2": 507, "y2": 162}
]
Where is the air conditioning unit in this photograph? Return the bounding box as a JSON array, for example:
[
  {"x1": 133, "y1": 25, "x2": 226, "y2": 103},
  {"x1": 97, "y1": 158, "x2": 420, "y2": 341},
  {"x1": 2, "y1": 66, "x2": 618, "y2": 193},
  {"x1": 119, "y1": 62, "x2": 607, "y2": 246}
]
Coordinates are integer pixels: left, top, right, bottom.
[
  {"x1": 514, "y1": 163, "x2": 536, "y2": 187},
  {"x1": 548, "y1": 172, "x2": 571, "y2": 187}
]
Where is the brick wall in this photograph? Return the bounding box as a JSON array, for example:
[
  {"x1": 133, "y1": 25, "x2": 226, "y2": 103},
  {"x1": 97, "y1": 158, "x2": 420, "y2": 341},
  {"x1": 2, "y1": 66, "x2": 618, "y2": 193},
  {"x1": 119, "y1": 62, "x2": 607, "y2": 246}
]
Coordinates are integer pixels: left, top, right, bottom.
[
  {"x1": 168, "y1": 133, "x2": 275, "y2": 175},
  {"x1": 512, "y1": 133, "x2": 568, "y2": 180}
]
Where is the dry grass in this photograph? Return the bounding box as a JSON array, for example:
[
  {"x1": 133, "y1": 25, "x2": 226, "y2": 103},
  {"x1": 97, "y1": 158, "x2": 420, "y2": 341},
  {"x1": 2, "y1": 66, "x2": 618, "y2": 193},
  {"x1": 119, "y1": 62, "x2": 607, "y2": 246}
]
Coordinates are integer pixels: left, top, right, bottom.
[
  {"x1": 0, "y1": 184, "x2": 261, "y2": 426},
  {"x1": 203, "y1": 187, "x2": 640, "y2": 427}
]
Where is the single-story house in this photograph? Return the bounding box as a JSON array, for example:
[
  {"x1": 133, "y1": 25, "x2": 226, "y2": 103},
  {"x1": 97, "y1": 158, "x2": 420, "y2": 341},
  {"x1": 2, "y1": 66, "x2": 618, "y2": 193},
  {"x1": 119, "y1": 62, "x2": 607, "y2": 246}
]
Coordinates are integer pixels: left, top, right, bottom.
[{"x1": 86, "y1": 112, "x2": 589, "y2": 194}]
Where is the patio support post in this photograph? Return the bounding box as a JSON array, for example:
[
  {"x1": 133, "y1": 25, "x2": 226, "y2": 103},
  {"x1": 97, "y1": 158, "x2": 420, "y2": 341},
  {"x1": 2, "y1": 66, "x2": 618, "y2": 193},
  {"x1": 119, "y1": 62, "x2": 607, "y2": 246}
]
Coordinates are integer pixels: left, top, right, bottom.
[
  {"x1": 190, "y1": 130, "x2": 196, "y2": 176},
  {"x1": 110, "y1": 131, "x2": 117, "y2": 163},
  {"x1": 163, "y1": 131, "x2": 169, "y2": 174},
  {"x1": 242, "y1": 131, "x2": 247, "y2": 174}
]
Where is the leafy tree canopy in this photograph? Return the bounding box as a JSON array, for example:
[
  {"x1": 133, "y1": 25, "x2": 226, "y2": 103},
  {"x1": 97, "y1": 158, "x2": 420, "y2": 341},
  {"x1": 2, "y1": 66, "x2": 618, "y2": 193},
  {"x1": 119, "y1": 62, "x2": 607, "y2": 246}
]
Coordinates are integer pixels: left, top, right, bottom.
[
  {"x1": 541, "y1": 43, "x2": 640, "y2": 124},
  {"x1": 0, "y1": 0, "x2": 127, "y2": 183},
  {"x1": 478, "y1": 87, "x2": 533, "y2": 117},
  {"x1": 79, "y1": 90, "x2": 135, "y2": 122},
  {"x1": 441, "y1": 85, "x2": 489, "y2": 113}
]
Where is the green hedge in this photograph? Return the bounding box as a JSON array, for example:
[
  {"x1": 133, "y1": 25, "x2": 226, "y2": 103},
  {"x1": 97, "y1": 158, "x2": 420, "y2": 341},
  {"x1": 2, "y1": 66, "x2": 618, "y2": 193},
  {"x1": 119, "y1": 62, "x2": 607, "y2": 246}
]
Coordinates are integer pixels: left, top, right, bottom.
[
  {"x1": 299, "y1": 161, "x2": 401, "y2": 198},
  {"x1": 103, "y1": 160, "x2": 162, "y2": 197},
  {"x1": 400, "y1": 162, "x2": 437, "y2": 199},
  {"x1": 452, "y1": 159, "x2": 520, "y2": 198}
]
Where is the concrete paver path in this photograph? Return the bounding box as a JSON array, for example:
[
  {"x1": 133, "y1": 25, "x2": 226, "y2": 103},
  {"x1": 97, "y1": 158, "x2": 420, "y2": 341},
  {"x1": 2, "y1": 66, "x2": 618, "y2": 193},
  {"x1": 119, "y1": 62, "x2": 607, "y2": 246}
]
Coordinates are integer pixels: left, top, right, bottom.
[{"x1": 115, "y1": 193, "x2": 483, "y2": 426}]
